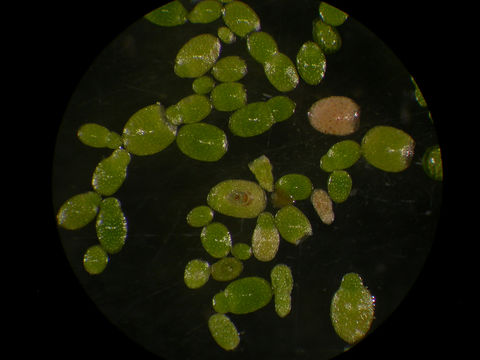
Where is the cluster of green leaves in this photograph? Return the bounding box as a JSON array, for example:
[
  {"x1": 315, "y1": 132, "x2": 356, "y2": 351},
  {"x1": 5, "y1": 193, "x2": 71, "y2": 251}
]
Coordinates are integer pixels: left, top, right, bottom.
[
  {"x1": 57, "y1": 124, "x2": 131, "y2": 275},
  {"x1": 184, "y1": 153, "x2": 316, "y2": 349},
  {"x1": 146, "y1": 1, "x2": 301, "y2": 162},
  {"x1": 314, "y1": 126, "x2": 418, "y2": 219},
  {"x1": 56, "y1": 0, "x2": 442, "y2": 353}
]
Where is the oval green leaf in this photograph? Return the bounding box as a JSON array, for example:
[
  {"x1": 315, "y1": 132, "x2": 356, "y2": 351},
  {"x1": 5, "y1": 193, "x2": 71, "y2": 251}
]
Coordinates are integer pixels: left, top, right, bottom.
[
  {"x1": 176, "y1": 94, "x2": 212, "y2": 124},
  {"x1": 201, "y1": 222, "x2": 232, "y2": 258},
  {"x1": 270, "y1": 264, "x2": 293, "y2": 318},
  {"x1": 96, "y1": 197, "x2": 127, "y2": 254},
  {"x1": 246, "y1": 31, "x2": 278, "y2": 64},
  {"x1": 274, "y1": 205, "x2": 312, "y2": 245},
  {"x1": 207, "y1": 179, "x2": 267, "y2": 218},
  {"x1": 174, "y1": 34, "x2": 221, "y2": 78},
  {"x1": 83, "y1": 245, "x2": 109, "y2": 275},
  {"x1": 231, "y1": 242, "x2": 252, "y2": 260},
  {"x1": 187, "y1": 0, "x2": 223, "y2": 24},
  {"x1": 176, "y1": 123, "x2": 228, "y2": 162},
  {"x1": 312, "y1": 19, "x2": 342, "y2": 54},
  {"x1": 224, "y1": 276, "x2": 273, "y2": 314},
  {"x1": 327, "y1": 170, "x2": 352, "y2": 203},
  {"x1": 319, "y1": 2, "x2": 348, "y2": 26},
  {"x1": 296, "y1": 41, "x2": 326, "y2": 86},
  {"x1": 251, "y1": 212, "x2": 280, "y2": 262},
  {"x1": 184, "y1": 259, "x2": 211, "y2": 289},
  {"x1": 57, "y1": 191, "x2": 102, "y2": 230},
  {"x1": 212, "y1": 291, "x2": 230, "y2": 313},
  {"x1": 211, "y1": 56, "x2": 247, "y2": 82},
  {"x1": 222, "y1": 1, "x2": 260, "y2": 37},
  {"x1": 192, "y1": 75, "x2": 216, "y2": 95},
  {"x1": 266, "y1": 96, "x2": 296, "y2": 122},
  {"x1": 144, "y1": 1, "x2": 187, "y2": 27},
  {"x1": 361, "y1": 126, "x2": 415, "y2": 172},
  {"x1": 228, "y1": 102, "x2": 275, "y2": 137},
  {"x1": 186, "y1": 205, "x2": 214, "y2": 227},
  {"x1": 211, "y1": 257, "x2": 244, "y2": 282},
  {"x1": 217, "y1": 26, "x2": 236, "y2": 44},
  {"x1": 210, "y1": 82, "x2": 247, "y2": 112},
  {"x1": 208, "y1": 313, "x2": 240, "y2": 351},
  {"x1": 92, "y1": 149, "x2": 131, "y2": 196},
  {"x1": 264, "y1": 52, "x2": 299, "y2": 92},
  {"x1": 274, "y1": 173, "x2": 313, "y2": 201},
  {"x1": 122, "y1": 103, "x2": 177, "y2": 156},
  {"x1": 77, "y1": 123, "x2": 121, "y2": 149},
  {"x1": 320, "y1": 140, "x2": 361, "y2": 172}
]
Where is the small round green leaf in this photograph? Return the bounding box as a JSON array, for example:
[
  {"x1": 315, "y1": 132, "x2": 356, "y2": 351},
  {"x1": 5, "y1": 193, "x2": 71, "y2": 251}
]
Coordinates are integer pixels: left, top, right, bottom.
[
  {"x1": 83, "y1": 245, "x2": 109, "y2": 275},
  {"x1": 187, "y1": 205, "x2": 214, "y2": 227},
  {"x1": 201, "y1": 222, "x2": 232, "y2": 258},
  {"x1": 192, "y1": 76, "x2": 216, "y2": 95},
  {"x1": 184, "y1": 259, "x2": 211, "y2": 289},
  {"x1": 274, "y1": 173, "x2": 313, "y2": 201},
  {"x1": 222, "y1": 1, "x2": 260, "y2": 37},
  {"x1": 208, "y1": 314, "x2": 240, "y2": 351},
  {"x1": 212, "y1": 291, "x2": 230, "y2": 313},
  {"x1": 168, "y1": 94, "x2": 212, "y2": 125},
  {"x1": 266, "y1": 96, "x2": 296, "y2": 122},
  {"x1": 327, "y1": 170, "x2": 352, "y2": 203},
  {"x1": 211, "y1": 56, "x2": 247, "y2": 82},
  {"x1": 312, "y1": 19, "x2": 342, "y2": 54},
  {"x1": 211, "y1": 257, "x2": 244, "y2": 282},
  {"x1": 218, "y1": 26, "x2": 236, "y2": 44},
  {"x1": 231, "y1": 243, "x2": 252, "y2": 260},
  {"x1": 210, "y1": 82, "x2": 247, "y2": 112},
  {"x1": 320, "y1": 140, "x2": 361, "y2": 172}
]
